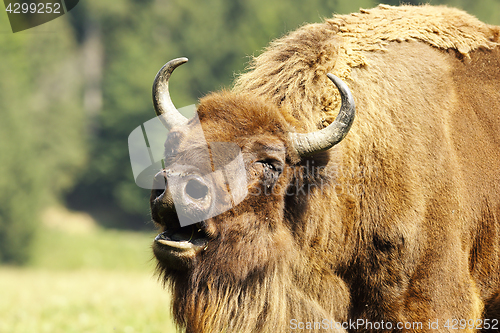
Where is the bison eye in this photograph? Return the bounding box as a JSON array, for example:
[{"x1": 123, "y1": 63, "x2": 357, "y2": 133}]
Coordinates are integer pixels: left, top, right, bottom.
[
  {"x1": 268, "y1": 162, "x2": 281, "y2": 173},
  {"x1": 257, "y1": 159, "x2": 283, "y2": 190},
  {"x1": 259, "y1": 159, "x2": 282, "y2": 173}
]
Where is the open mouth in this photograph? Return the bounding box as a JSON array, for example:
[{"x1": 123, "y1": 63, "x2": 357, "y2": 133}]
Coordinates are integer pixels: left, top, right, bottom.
[{"x1": 153, "y1": 222, "x2": 209, "y2": 266}]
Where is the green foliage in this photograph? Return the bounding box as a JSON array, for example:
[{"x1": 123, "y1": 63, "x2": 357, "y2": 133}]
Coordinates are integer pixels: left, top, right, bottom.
[{"x1": 0, "y1": 16, "x2": 87, "y2": 263}]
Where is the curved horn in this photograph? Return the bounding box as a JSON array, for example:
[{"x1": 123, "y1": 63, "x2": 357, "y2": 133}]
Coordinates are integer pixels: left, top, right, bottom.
[
  {"x1": 152, "y1": 57, "x2": 189, "y2": 130},
  {"x1": 289, "y1": 73, "x2": 355, "y2": 157}
]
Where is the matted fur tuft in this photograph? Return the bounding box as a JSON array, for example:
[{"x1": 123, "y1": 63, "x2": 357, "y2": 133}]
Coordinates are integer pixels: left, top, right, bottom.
[{"x1": 234, "y1": 4, "x2": 499, "y2": 131}]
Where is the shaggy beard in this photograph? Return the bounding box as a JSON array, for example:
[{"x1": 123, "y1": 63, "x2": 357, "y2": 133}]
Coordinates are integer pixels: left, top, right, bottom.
[
  {"x1": 155, "y1": 191, "x2": 347, "y2": 332},
  {"x1": 158, "y1": 252, "x2": 346, "y2": 333}
]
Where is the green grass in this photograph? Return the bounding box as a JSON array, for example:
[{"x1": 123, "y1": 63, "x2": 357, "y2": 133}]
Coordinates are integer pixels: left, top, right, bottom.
[
  {"x1": 29, "y1": 225, "x2": 158, "y2": 271},
  {"x1": 0, "y1": 209, "x2": 178, "y2": 333},
  {"x1": 0, "y1": 269, "x2": 176, "y2": 333}
]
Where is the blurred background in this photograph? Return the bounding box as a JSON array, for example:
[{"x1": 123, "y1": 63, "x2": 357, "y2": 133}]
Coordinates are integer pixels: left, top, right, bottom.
[{"x1": 0, "y1": 0, "x2": 499, "y2": 332}]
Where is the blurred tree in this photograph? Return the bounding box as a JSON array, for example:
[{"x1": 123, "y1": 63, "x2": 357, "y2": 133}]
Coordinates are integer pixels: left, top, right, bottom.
[{"x1": 0, "y1": 16, "x2": 87, "y2": 263}]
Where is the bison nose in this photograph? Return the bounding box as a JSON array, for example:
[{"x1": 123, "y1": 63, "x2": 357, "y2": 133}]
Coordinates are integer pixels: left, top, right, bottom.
[
  {"x1": 151, "y1": 170, "x2": 175, "y2": 212},
  {"x1": 152, "y1": 169, "x2": 213, "y2": 224}
]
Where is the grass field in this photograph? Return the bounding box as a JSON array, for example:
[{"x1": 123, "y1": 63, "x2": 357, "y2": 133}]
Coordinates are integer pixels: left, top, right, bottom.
[{"x1": 0, "y1": 207, "x2": 177, "y2": 333}]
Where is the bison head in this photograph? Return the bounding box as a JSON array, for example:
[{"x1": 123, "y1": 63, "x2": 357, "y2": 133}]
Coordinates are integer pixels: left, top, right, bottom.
[{"x1": 150, "y1": 58, "x2": 354, "y2": 332}]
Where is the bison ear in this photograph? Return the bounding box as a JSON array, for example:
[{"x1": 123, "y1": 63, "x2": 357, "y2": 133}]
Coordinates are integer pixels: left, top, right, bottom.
[
  {"x1": 152, "y1": 58, "x2": 189, "y2": 130},
  {"x1": 289, "y1": 74, "x2": 355, "y2": 157}
]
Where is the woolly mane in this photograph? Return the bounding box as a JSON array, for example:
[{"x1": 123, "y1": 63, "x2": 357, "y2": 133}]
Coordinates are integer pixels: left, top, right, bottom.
[{"x1": 233, "y1": 4, "x2": 499, "y2": 131}]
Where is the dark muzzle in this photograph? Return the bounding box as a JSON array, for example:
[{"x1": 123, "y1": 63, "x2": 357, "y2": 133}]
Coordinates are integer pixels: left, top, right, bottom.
[{"x1": 151, "y1": 168, "x2": 214, "y2": 226}]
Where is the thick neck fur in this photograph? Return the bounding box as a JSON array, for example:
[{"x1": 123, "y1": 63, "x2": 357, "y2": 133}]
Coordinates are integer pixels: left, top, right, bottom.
[{"x1": 164, "y1": 249, "x2": 347, "y2": 333}]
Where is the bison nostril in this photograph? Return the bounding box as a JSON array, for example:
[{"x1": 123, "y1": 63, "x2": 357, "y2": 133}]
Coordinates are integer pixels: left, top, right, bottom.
[{"x1": 185, "y1": 179, "x2": 209, "y2": 200}]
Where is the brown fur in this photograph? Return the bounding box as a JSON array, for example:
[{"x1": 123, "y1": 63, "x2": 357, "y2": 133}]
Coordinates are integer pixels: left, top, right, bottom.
[{"x1": 152, "y1": 5, "x2": 500, "y2": 332}]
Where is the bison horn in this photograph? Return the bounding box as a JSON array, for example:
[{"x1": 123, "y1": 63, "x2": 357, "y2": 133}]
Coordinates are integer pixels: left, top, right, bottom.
[
  {"x1": 152, "y1": 58, "x2": 189, "y2": 130},
  {"x1": 289, "y1": 74, "x2": 355, "y2": 157}
]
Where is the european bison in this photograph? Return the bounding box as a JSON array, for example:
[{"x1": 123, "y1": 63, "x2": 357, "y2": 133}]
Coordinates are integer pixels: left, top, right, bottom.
[{"x1": 150, "y1": 5, "x2": 500, "y2": 332}]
